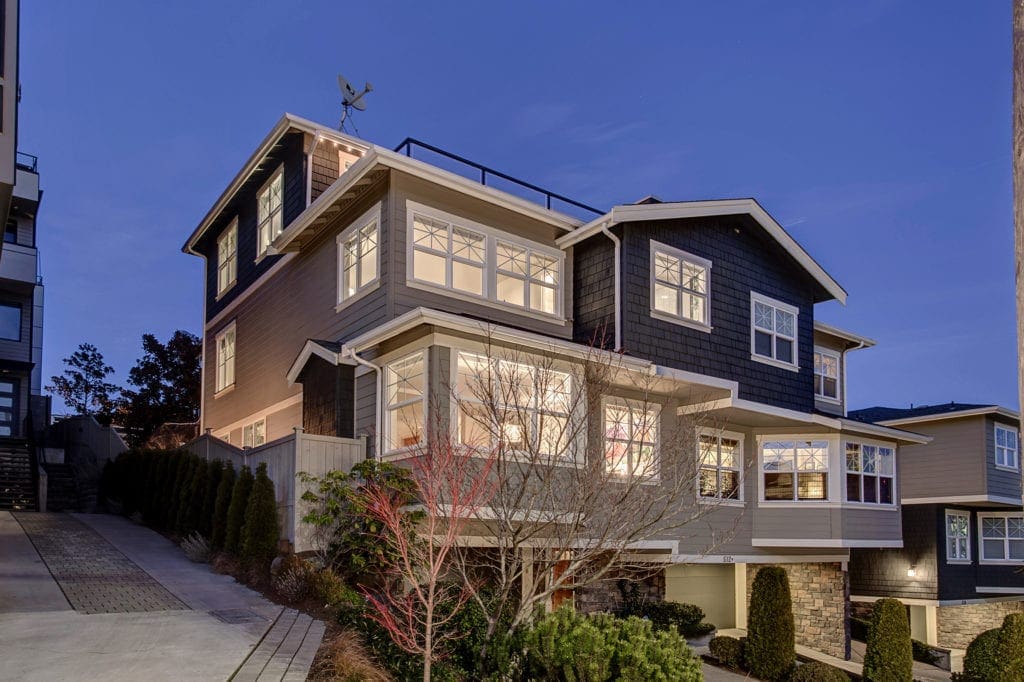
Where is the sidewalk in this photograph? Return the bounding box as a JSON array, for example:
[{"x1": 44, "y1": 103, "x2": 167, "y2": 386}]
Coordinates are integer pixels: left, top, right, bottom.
[{"x1": 0, "y1": 511, "x2": 323, "y2": 681}]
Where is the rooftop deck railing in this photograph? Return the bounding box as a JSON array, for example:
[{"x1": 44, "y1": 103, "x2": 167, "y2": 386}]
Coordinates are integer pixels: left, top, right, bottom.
[{"x1": 16, "y1": 152, "x2": 37, "y2": 173}]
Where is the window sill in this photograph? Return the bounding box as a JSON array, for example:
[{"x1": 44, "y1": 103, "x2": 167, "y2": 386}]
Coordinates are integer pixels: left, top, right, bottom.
[
  {"x1": 994, "y1": 464, "x2": 1020, "y2": 473},
  {"x1": 979, "y1": 559, "x2": 1024, "y2": 566},
  {"x1": 750, "y1": 353, "x2": 800, "y2": 373},
  {"x1": 215, "y1": 282, "x2": 237, "y2": 302},
  {"x1": 649, "y1": 309, "x2": 712, "y2": 333},
  {"x1": 336, "y1": 280, "x2": 380, "y2": 312},
  {"x1": 213, "y1": 384, "x2": 235, "y2": 399},
  {"x1": 946, "y1": 559, "x2": 972, "y2": 565},
  {"x1": 816, "y1": 394, "x2": 842, "y2": 405},
  {"x1": 758, "y1": 500, "x2": 833, "y2": 508},
  {"x1": 698, "y1": 497, "x2": 745, "y2": 508},
  {"x1": 843, "y1": 501, "x2": 899, "y2": 510},
  {"x1": 405, "y1": 278, "x2": 568, "y2": 326}
]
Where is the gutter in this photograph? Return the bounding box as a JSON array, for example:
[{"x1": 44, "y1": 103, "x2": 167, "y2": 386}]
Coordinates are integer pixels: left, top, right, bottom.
[
  {"x1": 599, "y1": 222, "x2": 622, "y2": 351},
  {"x1": 342, "y1": 345, "x2": 383, "y2": 461}
]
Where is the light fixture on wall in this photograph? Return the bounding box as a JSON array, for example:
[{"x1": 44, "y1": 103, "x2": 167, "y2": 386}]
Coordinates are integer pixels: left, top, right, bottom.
[{"x1": 907, "y1": 565, "x2": 917, "y2": 578}]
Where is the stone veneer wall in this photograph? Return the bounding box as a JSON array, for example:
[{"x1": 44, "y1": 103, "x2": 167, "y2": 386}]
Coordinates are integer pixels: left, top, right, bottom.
[
  {"x1": 747, "y1": 562, "x2": 849, "y2": 660},
  {"x1": 576, "y1": 568, "x2": 666, "y2": 614},
  {"x1": 937, "y1": 600, "x2": 1024, "y2": 649}
]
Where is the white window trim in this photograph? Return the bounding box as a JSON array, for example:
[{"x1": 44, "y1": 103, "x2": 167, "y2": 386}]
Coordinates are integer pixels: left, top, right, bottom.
[
  {"x1": 242, "y1": 417, "x2": 266, "y2": 449},
  {"x1": 813, "y1": 346, "x2": 841, "y2": 404},
  {"x1": 750, "y1": 291, "x2": 799, "y2": 372},
  {"x1": 216, "y1": 218, "x2": 238, "y2": 299},
  {"x1": 648, "y1": 240, "x2": 712, "y2": 333},
  {"x1": 843, "y1": 440, "x2": 897, "y2": 507},
  {"x1": 977, "y1": 511, "x2": 1024, "y2": 564},
  {"x1": 758, "y1": 436, "x2": 831, "y2": 503},
  {"x1": 382, "y1": 349, "x2": 428, "y2": 457},
  {"x1": 995, "y1": 423, "x2": 1020, "y2": 472},
  {"x1": 697, "y1": 428, "x2": 744, "y2": 506},
  {"x1": 945, "y1": 509, "x2": 972, "y2": 564},
  {"x1": 336, "y1": 203, "x2": 382, "y2": 310},
  {"x1": 602, "y1": 396, "x2": 661, "y2": 482},
  {"x1": 214, "y1": 321, "x2": 236, "y2": 397},
  {"x1": 405, "y1": 201, "x2": 567, "y2": 322},
  {"x1": 256, "y1": 165, "x2": 284, "y2": 260}
]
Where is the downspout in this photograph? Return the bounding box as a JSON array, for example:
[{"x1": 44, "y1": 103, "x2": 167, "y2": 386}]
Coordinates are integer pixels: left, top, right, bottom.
[
  {"x1": 599, "y1": 223, "x2": 622, "y2": 352},
  {"x1": 342, "y1": 345, "x2": 383, "y2": 461},
  {"x1": 841, "y1": 340, "x2": 868, "y2": 417},
  {"x1": 305, "y1": 131, "x2": 324, "y2": 207}
]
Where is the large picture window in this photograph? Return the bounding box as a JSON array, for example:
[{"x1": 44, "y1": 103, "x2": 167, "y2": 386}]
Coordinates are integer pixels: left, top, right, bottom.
[
  {"x1": 257, "y1": 168, "x2": 284, "y2": 256},
  {"x1": 215, "y1": 323, "x2": 236, "y2": 393},
  {"x1": 979, "y1": 513, "x2": 1024, "y2": 562},
  {"x1": 699, "y1": 432, "x2": 742, "y2": 500},
  {"x1": 384, "y1": 351, "x2": 426, "y2": 453},
  {"x1": 455, "y1": 351, "x2": 573, "y2": 457},
  {"x1": 0, "y1": 303, "x2": 20, "y2": 341},
  {"x1": 762, "y1": 440, "x2": 828, "y2": 501},
  {"x1": 946, "y1": 510, "x2": 970, "y2": 562},
  {"x1": 408, "y1": 205, "x2": 564, "y2": 318},
  {"x1": 604, "y1": 400, "x2": 659, "y2": 480},
  {"x1": 338, "y1": 207, "x2": 379, "y2": 304},
  {"x1": 751, "y1": 292, "x2": 798, "y2": 369},
  {"x1": 650, "y1": 241, "x2": 710, "y2": 329},
  {"x1": 217, "y1": 219, "x2": 237, "y2": 295},
  {"x1": 845, "y1": 442, "x2": 895, "y2": 504},
  {"x1": 814, "y1": 348, "x2": 840, "y2": 401},
  {"x1": 995, "y1": 424, "x2": 1019, "y2": 471}
]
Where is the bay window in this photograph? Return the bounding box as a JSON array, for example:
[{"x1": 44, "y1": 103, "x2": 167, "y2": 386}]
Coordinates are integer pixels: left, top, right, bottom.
[
  {"x1": 751, "y1": 292, "x2": 798, "y2": 369},
  {"x1": 604, "y1": 400, "x2": 659, "y2": 479},
  {"x1": 814, "y1": 348, "x2": 840, "y2": 401},
  {"x1": 762, "y1": 440, "x2": 828, "y2": 501},
  {"x1": 845, "y1": 442, "x2": 895, "y2": 504},
  {"x1": 995, "y1": 424, "x2": 1019, "y2": 471},
  {"x1": 699, "y1": 432, "x2": 742, "y2": 500},
  {"x1": 384, "y1": 351, "x2": 426, "y2": 453},
  {"x1": 257, "y1": 168, "x2": 284, "y2": 256},
  {"x1": 651, "y1": 241, "x2": 710, "y2": 329},
  {"x1": 979, "y1": 513, "x2": 1024, "y2": 562},
  {"x1": 338, "y1": 207, "x2": 379, "y2": 304},
  {"x1": 946, "y1": 510, "x2": 970, "y2": 562}
]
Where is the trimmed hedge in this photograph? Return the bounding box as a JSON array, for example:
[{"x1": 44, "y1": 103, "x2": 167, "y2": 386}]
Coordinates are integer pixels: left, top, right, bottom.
[
  {"x1": 210, "y1": 461, "x2": 236, "y2": 551},
  {"x1": 790, "y1": 660, "x2": 849, "y2": 681},
  {"x1": 199, "y1": 460, "x2": 222, "y2": 539},
  {"x1": 240, "y1": 463, "x2": 279, "y2": 564},
  {"x1": 224, "y1": 465, "x2": 254, "y2": 556},
  {"x1": 862, "y1": 597, "x2": 912, "y2": 682},
  {"x1": 961, "y1": 628, "x2": 1000, "y2": 681},
  {"x1": 997, "y1": 613, "x2": 1024, "y2": 679},
  {"x1": 708, "y1": 635, "x2": 743, "y2": 669},
  {"x1": 745, "y1": 566, "x2": 795, "y2": 680}
]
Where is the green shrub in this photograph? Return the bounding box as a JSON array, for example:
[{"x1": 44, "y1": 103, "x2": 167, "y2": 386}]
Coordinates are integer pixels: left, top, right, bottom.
[
  {"x1": 179, "y1": 458, "x2": 208, "y2": 537},
  {"x1": 143, "y1": 451, "x2": 169, "y2": 526},
  {"x1": 240, "y1": 463, "x2": 279, "y2": 564},
  {"x1": 960, "y1": 628, "x2": 1000, "y2": 681},
  {"x1": 638, "y1": 601, "x2": 714, "y2": 638},
  {"x1": 224, "y1": 465, "x2": 253, "y2": 555},
  {"x1": 789, "y1": 660, "x2": 849, "y2": 681},
  {"x1": 998, "y1": 613, "x2": 1024, "y2": 679},
  {"x1": 199, "y1": 460, "x2": 222, "y2": 539},
  {"x1": 912, "y1": 638, "x2": 939, "y2": 665},
  {"x1": 863, "y1": 597, "x2": 912, "y2": 682},
  {"x1": 172, "y1": 454, "x2": 197, "y2": 533},
  {"x1": 210, "y1": 461, "x2": 235, "y2": 550},
  {"x1": 708, "y1": 635, "x2": 744, "y2": 668},
  {"x1": 310, "y1": 567, "x2": 357, "y2": 608},
  {"x1": 745, "y1": 566, "x2": 796, "y2": 680}
]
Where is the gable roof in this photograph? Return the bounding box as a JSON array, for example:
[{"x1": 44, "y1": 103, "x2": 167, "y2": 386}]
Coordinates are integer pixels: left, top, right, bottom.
[
  {"x1": 851, "y1": 403, "x2": 1019, "y2": 426},
  {"x1": 555, "y1": 198, "x2": 847, "y2": 304}
]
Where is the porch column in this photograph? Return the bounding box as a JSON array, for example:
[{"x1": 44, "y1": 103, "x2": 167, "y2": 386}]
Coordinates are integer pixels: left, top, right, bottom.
[
  {"x1": 734, "y1": 563, "x2": 748, "y2": 629},
  {"x1": 909, "y1": 604, "x2": 939, "y2": 646}
]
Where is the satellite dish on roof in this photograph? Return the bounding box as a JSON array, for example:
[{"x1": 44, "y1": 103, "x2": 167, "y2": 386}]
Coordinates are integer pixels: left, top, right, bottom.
[{"x1": 338, "y1": 73, "x2": 372, "y2": 133}]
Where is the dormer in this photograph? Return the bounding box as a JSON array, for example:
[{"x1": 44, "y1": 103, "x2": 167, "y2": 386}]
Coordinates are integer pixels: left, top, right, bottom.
[{"x1": 812, "y1": 322, "x2": 876, "y2": 417}]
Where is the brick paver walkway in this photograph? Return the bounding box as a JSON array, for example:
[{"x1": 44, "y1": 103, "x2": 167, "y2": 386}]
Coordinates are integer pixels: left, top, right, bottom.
[
  {"x1": 14, "y1": 512, "x2": 187, "y2": 614},
  {"x1": 232, "y1": 608, "x2": 325, "y2": 682}
]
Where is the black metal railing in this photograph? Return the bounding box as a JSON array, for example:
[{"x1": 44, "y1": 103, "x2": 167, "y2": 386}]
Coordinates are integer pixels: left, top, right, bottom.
[
  {"x1": 393, "y1": 137, "x2": 603, "y2": 218},
  {"x1": 16, "y1": 152, "x2": 37, "y2": 173}
]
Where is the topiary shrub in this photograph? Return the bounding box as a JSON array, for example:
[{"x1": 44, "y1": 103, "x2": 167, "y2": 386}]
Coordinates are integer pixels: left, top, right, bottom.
[
  {"x1": 862, "y1": 597, "x2": 912, "y2": 682},
  {"x1": 224, "y1": 465, "x2": 253, "y2": 555},
  {"x1": 789, "y1": 660, "x2": 849, "y2": 681},
  {"x1": 708, "y1": 635, "x2": 744, "y2": 669},
  {"x1": 960, "y1": 628, "x2": 1000, "y2": 681},
  {"x1": 745, "y1": 566, "x2": 796, "y2": 680},
  {"x1": 240, "y1": 462, "x2": 279, "y2": 564},
  {"x1": 998, "y1": 613, "x2": 1024, "y2": 679},
  {"x1": 210, "y1": 461, "x2": 236, "y2": 550}
]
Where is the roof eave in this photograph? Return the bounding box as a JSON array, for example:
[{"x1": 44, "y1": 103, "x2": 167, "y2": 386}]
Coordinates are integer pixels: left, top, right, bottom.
[
  {"x1": 813, "y1": 321, "x2": 877, "y2": 350},
  {"x1": 876, "y1": 406, "x2": 1020, "y2": 427}
]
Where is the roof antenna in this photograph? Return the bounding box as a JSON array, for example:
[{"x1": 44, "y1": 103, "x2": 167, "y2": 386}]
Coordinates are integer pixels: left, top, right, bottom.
[{"x1": 337, "y1": 73, "x2": 372, "y2": 135}]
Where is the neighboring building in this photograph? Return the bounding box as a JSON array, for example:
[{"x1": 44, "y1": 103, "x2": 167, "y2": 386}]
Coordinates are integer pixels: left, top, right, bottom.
[
  {"x1": 183, "y1": 114, "x2": 926, "y2": 659},
  {"x1": 849, "y1": 403, "x2": 1024, "y2": 651}
]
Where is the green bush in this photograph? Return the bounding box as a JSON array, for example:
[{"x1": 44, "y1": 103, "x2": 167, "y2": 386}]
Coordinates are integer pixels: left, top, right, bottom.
[
  {"x1": 210, "y1": 461, "x2": 236, "y2": 550},
  {"x1": 172, "y1": 454, "x2": 197, "y2": 533},
  {"x1": 179, "y1": 458, "x2": 208, "y2": 537},
  {"x1": 638, "y1": 601, "x2": 714, "y2": 638},
  {"x1": 241, "y1": 463, "x2": 279, "y2": 564},
  {"x1": 199, "y1": 460, "x2": 222, "y2": 539},
  {"x1": 789, "y1": 660, "x2": 849, "y2": 681},
  {"x1": 745, "y1": 566, "x2": 796, "y2": 680},
  {"x1": 911, "y1": 638, "x2": 939, "y2": 665},
  {"x1": 708, "y1": 635, "x2": 744, "y2": 668},
  {"x1": 224, "y1": 465, "x2": 253, "y2": 555},
  {"x1": 998, "y1": 613, "x2": 1024, "y2": 679},
  {"x1": 960, "y1": 628, "x2": 1000, "y2": 681},
  {"x1": 863, "y1": 597, "x2": 912, "y2": 682}
]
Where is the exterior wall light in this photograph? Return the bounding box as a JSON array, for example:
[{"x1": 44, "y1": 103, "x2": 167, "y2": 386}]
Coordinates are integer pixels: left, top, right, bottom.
[{"x1": 907, "y1": 565, "x2": 917, "y2": 578}]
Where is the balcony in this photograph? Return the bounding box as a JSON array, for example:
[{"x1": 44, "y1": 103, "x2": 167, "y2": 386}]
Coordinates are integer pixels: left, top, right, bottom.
[
  {"x1": 0, "y1": 242, "x2": 38, "y2": 286},
  {"x1": 13, "y1": 153, "x2": 38, "y2": 204}
]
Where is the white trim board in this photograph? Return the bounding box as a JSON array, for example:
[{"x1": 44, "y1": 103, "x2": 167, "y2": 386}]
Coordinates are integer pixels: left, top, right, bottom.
[
  {"x1": 210, "y1": 392, "x2": 303, "y2": 439},
  {"x1": 205, "y1": 252, "x2": 296, "y2": 331},
  {"x1": 903, "y1": 495, "x2": 1023, "y2": 506},
  {"x1": 752, "y1": 539, "x2": 903, "y2": 549}
]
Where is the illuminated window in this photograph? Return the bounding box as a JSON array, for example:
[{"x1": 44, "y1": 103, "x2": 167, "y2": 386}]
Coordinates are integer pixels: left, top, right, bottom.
[
  {"x1": 215, "y1": 323, "x2": 236, "y2": 393},
  {"x1": 651, "y1": 241, "x2": 710, "y2": 329},
  {"x1": 845, "y1": 442, "x2": 894, "y2": 504},
  {"x1": 945, "y1": 510, "x2": 970, "y2": 562},
  {"x1": 455, "y1": 351, "x2": 572, "y2": 457},
  {"x1": 496, "y1": 242, "x2": 560, "y2": 315},
  {"x1": 762, "y1": 440, "x2": 828, "y2": 501},
  {"x1": 217, "y1": 219, "x2": 237, "y2": 295},
  {"x1": 384, "y1": 351, "x2": 426, "y2": 452},
  {"x1": 604, "y1": 400, "x2": 659, "y2": 479},
  {"x1": 979, "y1": 513, "x2": 1024, "y2": 562},
  {"x1": 751, "y1": 292, "x2": 798, "y2": 369},
  {"x1": 243, "y1": 418, "x2": 266, "y2": 448},
  {"x1": 257, "y1": 168, "x2": 284, "y2": 256},
  {"x1": 412, "y1": 214, "x2": 485, "y2": 295},
  {"x1": 814, "y1": 348, "x2": 840, "y2": 401},
  {"x1": 699, "y1": 432, "x2": 742, "y2": 500},
  {"x1": 338, "y1": 208, "x2": 379, "y2": 303}
]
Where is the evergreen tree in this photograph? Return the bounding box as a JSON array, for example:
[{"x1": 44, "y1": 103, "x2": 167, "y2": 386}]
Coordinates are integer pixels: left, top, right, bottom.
[
  {"x1": 173, "y1": 455, "x2": 198, "y2": 534},
  {"x1": 180, "y1": 458, "x2": 208, "y2": 537},
  {"x1": 997, "y1": 613, "x2": 1024, "y2": 679},
  {"x1": 211, "y1": 461, "x2": 236, "y2": 550},
  {"x1": 862, "y1": 597, "x2": 912, "y2": 682},
  {"x1": 224, "y1": 465, "x2": 254, "y2": 555},
  {"x1": 241, "y1": 463, "x2": 280, "y2": 564},
  {"x1": 200, "y1": 460, "x2": 223, "y2": 538},
  {"x1": 745, "y1": 566, "x2": 796, "y2": 680}
]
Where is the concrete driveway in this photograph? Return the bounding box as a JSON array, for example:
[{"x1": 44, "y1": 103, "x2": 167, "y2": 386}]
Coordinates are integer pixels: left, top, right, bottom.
[{"x1": 0, "y1": 512, "x2": 320, "y2": 681}]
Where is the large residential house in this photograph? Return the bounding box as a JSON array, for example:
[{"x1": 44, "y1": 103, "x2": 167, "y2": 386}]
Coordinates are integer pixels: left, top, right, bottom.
[
  {"x1": 849, "y1": 403, "x2": 1024, "y2": 651},
  {"x1": 183, "y1": 114, "x2": 926, "y2": 659}
]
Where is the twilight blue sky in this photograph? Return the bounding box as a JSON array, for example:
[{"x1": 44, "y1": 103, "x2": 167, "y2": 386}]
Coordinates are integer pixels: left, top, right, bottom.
[{"x1": 20, "y1": 1, "x2": 1017, "y2": 412}]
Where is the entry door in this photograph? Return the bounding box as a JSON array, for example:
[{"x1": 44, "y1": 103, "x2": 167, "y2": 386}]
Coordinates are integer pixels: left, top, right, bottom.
[{"x1": 0, "y1": 379, "x2": 19, "y2": 436}]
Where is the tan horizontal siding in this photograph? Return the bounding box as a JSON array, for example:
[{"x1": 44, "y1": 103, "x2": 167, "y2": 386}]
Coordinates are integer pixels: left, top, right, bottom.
[{"x1": 898, "y1": 417, "x2": 987, "y2": 500}]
